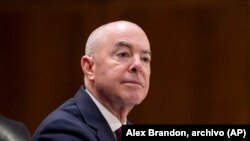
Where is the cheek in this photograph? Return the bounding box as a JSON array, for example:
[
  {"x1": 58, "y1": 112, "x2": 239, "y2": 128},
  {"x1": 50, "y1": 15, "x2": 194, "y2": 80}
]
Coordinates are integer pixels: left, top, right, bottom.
[
  {"x1": 96, "y1": 65, "x2": 124, "y2": 82},
  {"x1": 144, "y1": 71, "x2": 151, "y2": 91},
  {"x1": 144, "y1": 69, "x2": 151, "y2": 82}
]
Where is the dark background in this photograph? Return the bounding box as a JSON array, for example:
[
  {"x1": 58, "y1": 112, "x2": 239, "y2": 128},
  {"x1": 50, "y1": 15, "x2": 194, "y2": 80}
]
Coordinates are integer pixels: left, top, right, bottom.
[{"x1": 0, "y1": 0, "x2": 249, "y2": 134}]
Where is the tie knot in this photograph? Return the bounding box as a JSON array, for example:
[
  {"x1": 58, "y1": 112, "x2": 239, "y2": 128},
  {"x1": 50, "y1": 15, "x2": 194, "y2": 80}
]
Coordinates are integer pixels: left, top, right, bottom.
[{"x1": 115, "y1": 127, "x2": 122, "y2": 141}]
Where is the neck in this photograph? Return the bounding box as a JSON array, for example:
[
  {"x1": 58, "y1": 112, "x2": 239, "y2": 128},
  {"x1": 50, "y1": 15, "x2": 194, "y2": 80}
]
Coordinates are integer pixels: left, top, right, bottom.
[
  {"x1": 84, "y1": 83, "x2": 134, "y2": 123},
  {"x1": 102, "y1": 100, "x2": 133, "y2": 123}
]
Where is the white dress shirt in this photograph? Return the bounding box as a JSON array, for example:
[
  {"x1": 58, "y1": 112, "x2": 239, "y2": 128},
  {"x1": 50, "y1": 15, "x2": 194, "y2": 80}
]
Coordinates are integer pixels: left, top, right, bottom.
[{"x1": 85, "y1": 89, "x2": 126, "y2": 132}]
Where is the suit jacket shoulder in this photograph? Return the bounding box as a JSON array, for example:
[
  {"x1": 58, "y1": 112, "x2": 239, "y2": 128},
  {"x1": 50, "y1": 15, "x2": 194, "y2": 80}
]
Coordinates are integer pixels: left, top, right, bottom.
[{"x1": 32, "y1": 86, "x2": 116, "y2": 141}]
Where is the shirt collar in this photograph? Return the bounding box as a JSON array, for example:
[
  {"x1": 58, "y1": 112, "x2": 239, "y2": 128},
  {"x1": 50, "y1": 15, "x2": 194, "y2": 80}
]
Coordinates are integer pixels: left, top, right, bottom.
[{"x1": 85, "y1": 89, "x2": 126, "y2": 132}]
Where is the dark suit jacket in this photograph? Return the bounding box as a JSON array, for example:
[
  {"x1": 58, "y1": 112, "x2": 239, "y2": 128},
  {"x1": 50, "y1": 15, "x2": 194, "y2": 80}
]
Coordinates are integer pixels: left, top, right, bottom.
[
  {"x1": 0, "y1": 115, "x2": 31, "y2": 141},
  {"x1": 32, "y1": 86, "x2": 117, "y2": 141}
]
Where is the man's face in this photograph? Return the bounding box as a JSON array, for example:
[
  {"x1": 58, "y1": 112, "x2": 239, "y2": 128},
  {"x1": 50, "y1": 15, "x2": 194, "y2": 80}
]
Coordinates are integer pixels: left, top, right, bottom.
[{"x1": 93, "y1": 25, "x2": 151, "y2": 106}]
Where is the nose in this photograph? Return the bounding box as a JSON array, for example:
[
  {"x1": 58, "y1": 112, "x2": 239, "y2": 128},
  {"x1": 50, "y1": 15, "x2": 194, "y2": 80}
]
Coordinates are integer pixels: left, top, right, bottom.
[{"x1": 128, "y1": 56, "x2": 142, "y2": 73}]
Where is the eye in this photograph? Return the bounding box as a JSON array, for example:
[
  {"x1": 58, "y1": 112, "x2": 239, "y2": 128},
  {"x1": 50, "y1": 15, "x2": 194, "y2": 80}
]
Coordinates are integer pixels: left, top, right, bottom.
[
  {"x1": 142, "y1": 56, "x2": 151, "y2": 63},
  {"x1": 117, "y1": 52, "x2": 130, "y2": 58}
]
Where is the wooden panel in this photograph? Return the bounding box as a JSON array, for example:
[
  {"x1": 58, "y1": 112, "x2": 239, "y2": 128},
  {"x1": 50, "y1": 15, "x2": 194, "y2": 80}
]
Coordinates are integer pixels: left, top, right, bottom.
[
  {"x1": 0, "y1": 0, "x2": 249, "y2": 134},
  {"x1": 105, "y1": 0, "x2": 249, "y2": 124}
]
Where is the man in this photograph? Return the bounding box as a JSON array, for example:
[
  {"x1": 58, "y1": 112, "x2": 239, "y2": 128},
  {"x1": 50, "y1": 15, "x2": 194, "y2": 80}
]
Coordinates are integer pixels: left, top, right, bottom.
[{"x1": 32, "y1": 20, "x2": 151, "y2": 141}]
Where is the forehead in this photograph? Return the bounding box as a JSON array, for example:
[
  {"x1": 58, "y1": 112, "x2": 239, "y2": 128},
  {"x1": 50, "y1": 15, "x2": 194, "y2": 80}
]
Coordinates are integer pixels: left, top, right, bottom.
[{"x1": 105, "y1": 23, "x2": 150, "y2": 50}]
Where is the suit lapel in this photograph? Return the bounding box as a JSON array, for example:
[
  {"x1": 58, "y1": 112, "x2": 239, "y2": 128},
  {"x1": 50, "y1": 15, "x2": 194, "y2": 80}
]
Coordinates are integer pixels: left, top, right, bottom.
[{"x1": 74, "y1": 86, "x2": 116, "y2": 141}]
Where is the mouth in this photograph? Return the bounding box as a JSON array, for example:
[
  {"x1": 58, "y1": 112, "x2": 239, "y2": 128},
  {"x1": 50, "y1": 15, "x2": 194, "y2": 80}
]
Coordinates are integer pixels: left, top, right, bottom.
[{"x1": 122, "y1": 80, "x2": 143, "y2": 88}]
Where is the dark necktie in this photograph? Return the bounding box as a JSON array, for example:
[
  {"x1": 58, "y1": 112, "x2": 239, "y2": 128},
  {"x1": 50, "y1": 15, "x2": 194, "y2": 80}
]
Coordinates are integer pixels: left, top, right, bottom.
[{"x1": 115, "y1": 127, "x2": 122, "y2": 141}]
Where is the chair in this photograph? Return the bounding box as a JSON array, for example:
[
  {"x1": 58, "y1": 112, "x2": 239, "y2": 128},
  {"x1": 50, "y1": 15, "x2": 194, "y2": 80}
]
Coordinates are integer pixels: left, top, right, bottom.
[{"x1": 0, "y1": 115, "x2": 31, "y2": 141}]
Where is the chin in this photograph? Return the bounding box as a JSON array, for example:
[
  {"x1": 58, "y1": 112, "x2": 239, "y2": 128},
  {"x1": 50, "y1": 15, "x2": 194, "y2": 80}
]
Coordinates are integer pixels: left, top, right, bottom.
[
  {"x1": 130, "y1": 99, "x2": 144, "y2": 106},
  {"x1": 125, "y1": 93, "x2": 145, "y2": 104}
]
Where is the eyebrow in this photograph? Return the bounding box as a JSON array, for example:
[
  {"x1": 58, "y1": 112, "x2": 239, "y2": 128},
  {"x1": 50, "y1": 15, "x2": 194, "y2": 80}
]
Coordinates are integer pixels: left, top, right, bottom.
[
  {"x1": 114, "y1": 41, "x2": 151, "y2": 56},
  {"x1": 115, "y1": 41, "x2": 132, "y2": 48}
]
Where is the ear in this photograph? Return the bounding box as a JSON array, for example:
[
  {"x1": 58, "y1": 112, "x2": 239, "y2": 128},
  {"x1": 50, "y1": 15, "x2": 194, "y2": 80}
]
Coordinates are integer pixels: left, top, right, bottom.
[{"x1": 80, "y1": 55, "x2": 95, "y2": 80}]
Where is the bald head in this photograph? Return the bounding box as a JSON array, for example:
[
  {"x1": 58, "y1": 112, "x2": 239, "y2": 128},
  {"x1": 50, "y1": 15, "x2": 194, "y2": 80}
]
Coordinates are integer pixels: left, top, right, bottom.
[{"x1": 85, "y1": 20, "x2": 149, "y2": 56}]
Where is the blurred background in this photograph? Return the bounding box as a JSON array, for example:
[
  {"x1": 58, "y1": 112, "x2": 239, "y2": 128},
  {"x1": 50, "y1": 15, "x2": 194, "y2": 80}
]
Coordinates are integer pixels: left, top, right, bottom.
[{"x1": 0, "y1": 0, "x2": 249, "y2": 135}]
